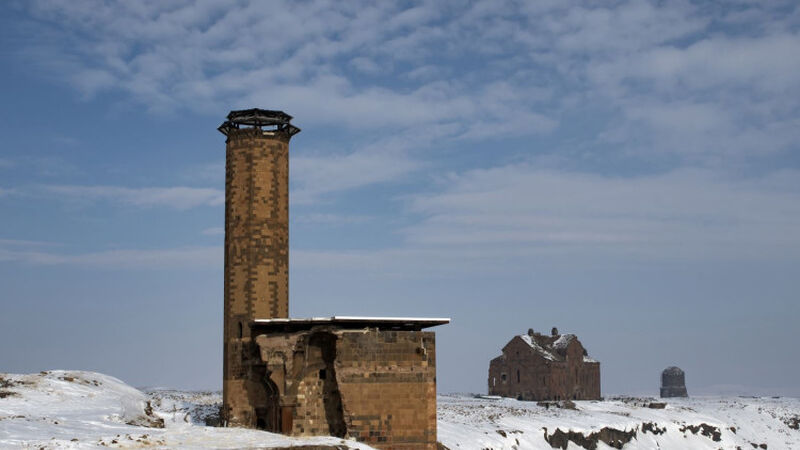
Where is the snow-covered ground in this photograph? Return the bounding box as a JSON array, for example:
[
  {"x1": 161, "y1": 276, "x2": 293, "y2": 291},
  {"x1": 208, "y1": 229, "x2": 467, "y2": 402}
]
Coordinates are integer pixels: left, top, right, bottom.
[
  {"x1": 0, "y1": 371, "x2": 373, "y2": 449},
  {"x1": 1, "y1": 370, "x2": 799, "y2": 449},
  {"x1": 438, "y1": 394, "x2": 800, "y2": 449}
]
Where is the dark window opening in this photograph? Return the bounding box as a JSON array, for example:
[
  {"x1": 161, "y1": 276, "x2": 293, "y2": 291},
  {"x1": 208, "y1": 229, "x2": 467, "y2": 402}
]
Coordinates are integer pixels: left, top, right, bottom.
[
  {"x1": 516, "y1": 369, "x2": 520, "y2": 383},
  {"x1": 501, "y1": 373, "x2": 507, "y2": 382},
  {"x1": 238, "y1": 322, "x2": 243, "y2": 339},
  {"x1": 319, "y1": 369, "x2": 326, "y2": 380}
]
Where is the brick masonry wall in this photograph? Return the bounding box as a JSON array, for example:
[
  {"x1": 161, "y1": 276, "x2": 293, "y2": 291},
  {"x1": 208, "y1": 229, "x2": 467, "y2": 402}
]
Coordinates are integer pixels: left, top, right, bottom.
[
  {"x1": 335, "y1": 330, "x2": 438, "y2": 450},
  {"x1": 223, "y1": 127, "x2": 292, "y2": 425},
  {"x1": 255, "y1": 328, "x2": 439, "y2": 450}
]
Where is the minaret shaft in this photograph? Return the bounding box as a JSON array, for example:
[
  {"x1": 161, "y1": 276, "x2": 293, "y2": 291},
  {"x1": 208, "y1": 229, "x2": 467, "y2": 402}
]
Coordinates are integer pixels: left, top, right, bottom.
[{"x1": 219, "y1": 109, "x2": 298, "y2": 425}]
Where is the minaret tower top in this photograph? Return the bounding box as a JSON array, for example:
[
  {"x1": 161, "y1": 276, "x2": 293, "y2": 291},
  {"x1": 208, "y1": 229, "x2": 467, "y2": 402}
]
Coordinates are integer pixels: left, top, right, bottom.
[{"x1": 218, "y1": 108, "x2": 301, "y2": 137}]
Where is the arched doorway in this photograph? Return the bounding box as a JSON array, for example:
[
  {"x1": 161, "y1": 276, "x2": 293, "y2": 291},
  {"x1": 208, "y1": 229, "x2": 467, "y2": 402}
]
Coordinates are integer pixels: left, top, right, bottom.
[{"x1": 255, "y1": 376, "x2": 281, "y2": 433}]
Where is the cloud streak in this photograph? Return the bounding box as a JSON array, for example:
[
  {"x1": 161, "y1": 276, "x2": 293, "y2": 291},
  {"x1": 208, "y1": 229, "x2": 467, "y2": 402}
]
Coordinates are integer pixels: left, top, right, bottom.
[
  {"x1": 292, "y1": 165, "x2": 800, "y2": 275},
  {"x1": 41, "y1": 185, "x2": 224, "y2": 209},
  {"x1": 292, "y1": 151, "x2": 421, "y2": 204},
  {"x1": 16, "y1": 0, "x2": 800, "y2": 167},
  {"x1": 0, "y1": 243, "x2": 221, "y2": 269},
  {"x1": 4, "y1": 165, "x2": 800, "y2": 275},
  {"x1": 406, "y1": 165, "x2": 800, "y2": 257}
]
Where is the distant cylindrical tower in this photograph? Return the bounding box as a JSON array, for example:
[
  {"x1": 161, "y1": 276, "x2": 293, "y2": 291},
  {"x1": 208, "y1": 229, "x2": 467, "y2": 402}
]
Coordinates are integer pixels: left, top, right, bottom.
[
  {"x1": 219, "y1": 109, "x2": 300, "y2": 426},
  {"x1": 660, "y1": 366, "x2": 688, "y2": 398}
]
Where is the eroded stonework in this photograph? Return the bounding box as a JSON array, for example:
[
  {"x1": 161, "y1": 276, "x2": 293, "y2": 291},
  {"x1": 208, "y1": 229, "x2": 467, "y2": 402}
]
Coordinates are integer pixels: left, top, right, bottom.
[
  {"x1": 226, "y1": 325, "x2": 438, "y2": 449},
  {"x1": 488, "y1": 328, "x2": 601, "y2": 401}
]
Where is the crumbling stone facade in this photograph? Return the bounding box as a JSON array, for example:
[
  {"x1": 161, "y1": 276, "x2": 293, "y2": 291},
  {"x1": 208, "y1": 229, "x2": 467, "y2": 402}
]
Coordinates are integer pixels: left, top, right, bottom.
[
  {"x1": 226, "y1": 318, "x2": 443, "y2": 449},
  {"x1": 488, "y1": 328, "x2": 600, "y2": 401},
  {"x1": 217, "y1": 109, "x2": 447, "y2": 449},
  {"x1": 248, "y1": 319, "x2": 440, "y2": 449},
  {"x1": 660, "y1": 366, "x2": 688, "y2": 398}
]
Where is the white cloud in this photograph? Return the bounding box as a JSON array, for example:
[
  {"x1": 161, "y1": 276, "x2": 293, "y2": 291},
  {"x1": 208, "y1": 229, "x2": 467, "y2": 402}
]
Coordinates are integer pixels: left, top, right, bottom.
[
  {"x1": 42, "y1": 185, "x2": 224, "y2": 209},
  {"x1": 0, "y1": 238, "x2": 59, "y2": 247},
  {"x1": 405, "y1": 165, "x2": 800, "y2": 259},
  {"x1": 583, "y1": 29, "x2": 800, "y2": 159},
  {"x1": 0, "y1": 156, "x2": 78, "y2": 177},
  {"x1": 295, "y1": 213, "x2": 372, "y2": 225},
  {"x1": 180, "y1": 162, "x2": 224, "y2": 183},
  {"x1": 282, "y1": 164, "x2": 800, "y2": 278},
  {"x1": 349, "y1": 57, "x2": 383, "y2": 75},
  {"x1": 19, "y1": 0, "x2": 563, "y2": 139},
  {"x1": 0, "y1": 244, "x2": 221, "y2": 269},
  {"x1": 291, "y1": 151, "x2": 420, "y2": 204},
  {"x1": 201, "y1": 227, "x2": 224, "y2": 236},
  {"x1": 10, "y1": 1, "x2": 800, "y2": 227},
  {"x1": 18, "y1": 0, "x2": 800, "y2": 166},
  {"x1": 547, "y1": 2, "x2": 708, "y2": 54},
  {"x1": 6, "y1": 165, "x2": 800, "y2": 275},
  {"x1": 605, "y1": 34, "x2": 800, "y2": 94}
]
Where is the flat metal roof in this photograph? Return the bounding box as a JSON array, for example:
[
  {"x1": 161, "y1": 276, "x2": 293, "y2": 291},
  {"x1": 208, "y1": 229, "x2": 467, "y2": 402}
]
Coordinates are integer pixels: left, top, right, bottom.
[{"x1": 251, "y1": 316, "x2": 450, "y2": 332}]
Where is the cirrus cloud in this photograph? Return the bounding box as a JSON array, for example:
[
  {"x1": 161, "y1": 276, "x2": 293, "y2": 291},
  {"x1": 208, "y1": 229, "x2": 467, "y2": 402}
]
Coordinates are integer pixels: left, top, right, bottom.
[{"x1": 41, "y1": 185, "x2": 224, "y2": 209}]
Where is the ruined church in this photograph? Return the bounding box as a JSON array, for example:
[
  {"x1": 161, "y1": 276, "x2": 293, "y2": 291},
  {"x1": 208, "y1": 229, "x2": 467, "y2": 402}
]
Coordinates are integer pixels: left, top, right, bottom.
[
  {"x1": 219, "y1": 109, "x2": 448, "y2": 449},
  {"x1": 488, "y1": 328, "x2": 600, "y2": 401}
]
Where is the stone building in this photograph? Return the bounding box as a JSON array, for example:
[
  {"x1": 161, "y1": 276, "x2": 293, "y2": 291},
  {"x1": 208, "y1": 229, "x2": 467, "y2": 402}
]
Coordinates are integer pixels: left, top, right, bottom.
[
  {"x1": 218, "y1": 109, "x2": 448, "y2": 449},
  {"x1": 660, "y1": 366, "x2": 688, "y2": 398},
  {"x1": 488, "y1": 328, "x2": 600, "y2": 401}
]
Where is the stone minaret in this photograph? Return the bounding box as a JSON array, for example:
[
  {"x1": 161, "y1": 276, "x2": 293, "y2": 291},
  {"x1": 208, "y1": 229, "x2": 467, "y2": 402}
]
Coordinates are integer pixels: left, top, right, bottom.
[{"x1": 218, "y1": 109, "x2": 300, "y2": 426}]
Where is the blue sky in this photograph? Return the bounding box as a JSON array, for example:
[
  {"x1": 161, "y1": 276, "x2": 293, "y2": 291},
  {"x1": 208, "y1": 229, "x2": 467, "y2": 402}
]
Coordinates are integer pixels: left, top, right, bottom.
[{"x1": 1, "y1": 0, "x2": 799, "y2": 396}]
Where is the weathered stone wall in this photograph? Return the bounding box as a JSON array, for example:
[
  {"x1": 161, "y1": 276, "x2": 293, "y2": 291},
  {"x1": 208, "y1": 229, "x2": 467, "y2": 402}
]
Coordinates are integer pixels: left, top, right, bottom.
[
  {"x1": 335, "y1": 330, "x2": 437, "y2": 449},
  {"x1": 581, "y1": 361, "x2": 601, "y2": 400},
  {"x1": 489, "y1": 339, "x2": 554, "y2": 400},
  {"x1": 254, "y1": 328, "x2": 438, "y2": 450},
  {"x1": 223, "y1": 127, "x2": 292, "y2": 425},
  {"x1": 488, "y1": 335, "x2": 601, "y2": 401}
]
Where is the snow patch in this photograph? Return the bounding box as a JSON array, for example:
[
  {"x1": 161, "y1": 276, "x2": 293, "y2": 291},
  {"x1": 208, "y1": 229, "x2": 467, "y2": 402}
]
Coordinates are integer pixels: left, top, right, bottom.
[
  {"x1": 551, "y1": 334, "x2": 575, "y2": 352},
  {"x1": 437, "y1": 394, "x2": 800, "y2": 449},
  {"x1": 0, "y1": 370, "x2": 375, "y2": 449},
  {"x1": 519, "y1": 335, "x2": 557, "y2": 361}
]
